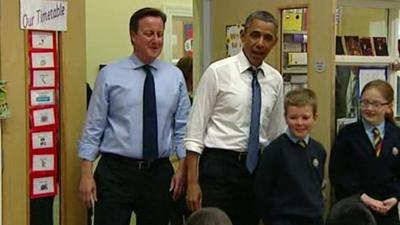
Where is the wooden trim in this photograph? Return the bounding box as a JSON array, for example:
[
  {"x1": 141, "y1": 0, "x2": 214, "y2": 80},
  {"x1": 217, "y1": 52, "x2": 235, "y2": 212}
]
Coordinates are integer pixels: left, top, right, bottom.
[
  {"x1": 0, "y1": 0, "x2": 29, "y2": 224},
  {"x1": 58, "y1": 1, "x2": 86, "y2": 225}
]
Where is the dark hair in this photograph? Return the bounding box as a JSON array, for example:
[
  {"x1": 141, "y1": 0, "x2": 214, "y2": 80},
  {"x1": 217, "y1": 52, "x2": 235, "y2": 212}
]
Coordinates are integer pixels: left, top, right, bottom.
[
  {"x1": 284, "y1": 88, "x2": 318, "y2": 115},
  {"x1": 187, "y1": 207, "x2": 233, "y2": 225},
  {"x1": 326, "y1": 195, "x2": 376, "y2": 225},
  {"x1": 244, "y1": 10, "x2": 278, "y2": 35},
  {"x1": 129, "y1": 7, "x2": 167, "y2": 33},
  {"x1": 361, "y1": 79, "x2": 394, "y2": 122},
  {"x1": 176, "y1": 56, "x2": 193, "y2": 92}
]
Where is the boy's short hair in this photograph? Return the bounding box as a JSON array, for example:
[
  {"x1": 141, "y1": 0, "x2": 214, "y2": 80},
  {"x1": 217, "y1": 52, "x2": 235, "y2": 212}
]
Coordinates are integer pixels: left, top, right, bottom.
[
  {"x1": 284, "y1": 88, "x2": 317, "y2": 115},
  {"x1": 187, "y1": 207, "x2": 233, "y2": 225},
  {"x1": 326, "y1": 195, "x2": 376, "y2": 225}
]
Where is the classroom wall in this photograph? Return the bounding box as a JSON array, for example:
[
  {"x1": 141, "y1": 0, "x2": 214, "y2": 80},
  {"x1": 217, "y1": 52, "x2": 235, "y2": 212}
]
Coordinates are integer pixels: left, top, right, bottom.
[
  {"x1": 338, "y1": 7, "x2": 387, "y2": 37},
  {"x1": 85, "y1": 0, "x2": 192, "y2": 86}
]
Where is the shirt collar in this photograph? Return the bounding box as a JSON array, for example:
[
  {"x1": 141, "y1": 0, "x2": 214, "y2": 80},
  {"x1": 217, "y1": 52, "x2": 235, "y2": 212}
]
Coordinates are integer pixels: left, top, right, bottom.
[
  {"x1": 362, "y1": 119, "x2": 385, "y2": 135},
  {"x1": 129, "y1": 54, "x2": 161, "y2": 71},
  {"x1": 237, "y1": 50, "x2": 267, "y2": 77},
  {"x1": 285, "y1": 128, "x2": 310, "y2": 144}
]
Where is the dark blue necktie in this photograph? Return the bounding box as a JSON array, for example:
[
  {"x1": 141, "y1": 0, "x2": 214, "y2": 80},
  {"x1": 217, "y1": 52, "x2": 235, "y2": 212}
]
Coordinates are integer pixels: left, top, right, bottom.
[
  {"x1": 246, "y1": 68, "x2": 261, "y2": 173},
  {"x1": 142, "y1": 65, "x2": 158, "y2": 159}
]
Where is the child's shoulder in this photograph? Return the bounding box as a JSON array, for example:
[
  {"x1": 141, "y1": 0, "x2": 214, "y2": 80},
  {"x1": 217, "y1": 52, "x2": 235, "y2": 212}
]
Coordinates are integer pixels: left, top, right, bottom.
[
  {"x1": 309, "y1": 138, "x2": 327, "y2": 156},
  {"x1": 269, "y1": 133, "x2": 291, "y2": 147},
  {"x1": 263, "y1": 134, "x2": 290, "y2": 152},
  {"x1": 387, "y1": 121, "x2": 400, "y2": 133},
  {"x1": 338, "y1": 121, "x2": 362, "y2": 135}
]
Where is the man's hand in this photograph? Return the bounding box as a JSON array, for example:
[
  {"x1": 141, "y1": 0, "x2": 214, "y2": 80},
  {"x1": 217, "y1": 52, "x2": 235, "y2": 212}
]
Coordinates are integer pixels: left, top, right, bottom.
[
  {"x1": 79, "y1": 174, "x2": 97, "y2": 208},
  {"x1": 186, "y1": 182, "x2": 202, "y2": 211},
  {"x1": 170, "y1": 159, "x2": 187, "y2": 201},
  {"x1": 186, "y1": 151, "x2": 202, "y2": 212},
  {"x1": 79, "y1": 160, "x2": 97, "y2": 208}
]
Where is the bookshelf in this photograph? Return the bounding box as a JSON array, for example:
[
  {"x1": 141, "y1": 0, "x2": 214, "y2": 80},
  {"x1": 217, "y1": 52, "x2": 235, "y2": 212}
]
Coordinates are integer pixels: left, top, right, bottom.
[
  {"x1": 281, "y1": 8, "x2": 308, "y2": 94},
  {"x1": 335, "y1": 0, "x2": 400, "y2": 120}
]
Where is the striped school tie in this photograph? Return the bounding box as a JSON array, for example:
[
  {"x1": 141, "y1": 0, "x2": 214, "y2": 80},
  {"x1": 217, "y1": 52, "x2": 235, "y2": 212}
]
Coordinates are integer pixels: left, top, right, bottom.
[
  {"x1": 372, "y1": 127, "x2": 382, "y2": 157},
  {"x1": 297, "y1": 140, "x2": 307, "y2": 148}
]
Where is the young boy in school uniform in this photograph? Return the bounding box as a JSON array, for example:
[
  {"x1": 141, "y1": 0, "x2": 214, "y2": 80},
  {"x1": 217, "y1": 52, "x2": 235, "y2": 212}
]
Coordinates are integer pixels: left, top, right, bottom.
[{"x1": 254, "y1": 88, "x2": 326, "y2": 225}]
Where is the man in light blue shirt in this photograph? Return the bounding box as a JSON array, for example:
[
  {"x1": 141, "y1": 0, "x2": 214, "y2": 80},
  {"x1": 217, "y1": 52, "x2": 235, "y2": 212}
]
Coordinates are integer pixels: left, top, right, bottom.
[{"x1": 78, "y1": 7, "x2": 190, "y2": 225}]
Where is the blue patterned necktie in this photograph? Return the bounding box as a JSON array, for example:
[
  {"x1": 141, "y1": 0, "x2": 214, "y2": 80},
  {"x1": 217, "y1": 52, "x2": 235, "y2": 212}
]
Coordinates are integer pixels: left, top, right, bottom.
[
  {"x1": 142, "y1": 65, "x2": 159, "y2": 159},
  {"x1": 246, "y1": 68, "x2": 261, "y2": 173}
]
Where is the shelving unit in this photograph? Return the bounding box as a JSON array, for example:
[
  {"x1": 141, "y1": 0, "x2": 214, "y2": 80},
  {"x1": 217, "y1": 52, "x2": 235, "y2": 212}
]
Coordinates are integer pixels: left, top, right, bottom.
[
  {"x1": 334, "y1": 0, "x2": 400, "y2": 120},
  {"x1": 281, "y1": 8, "x2": 308, "y2": 94}
]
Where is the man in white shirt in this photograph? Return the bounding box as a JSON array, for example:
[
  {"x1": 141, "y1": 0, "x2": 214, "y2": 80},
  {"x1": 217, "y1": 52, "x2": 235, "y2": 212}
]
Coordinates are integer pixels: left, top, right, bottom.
[{"x1": 185, "y1": 10, "x2": 286, "y2": 225}]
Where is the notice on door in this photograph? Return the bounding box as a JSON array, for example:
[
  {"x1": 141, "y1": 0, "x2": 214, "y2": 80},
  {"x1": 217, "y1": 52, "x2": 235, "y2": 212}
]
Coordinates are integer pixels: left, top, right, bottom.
[{"x1": 20, "y1": 0, "x2": 68, "y2": 31}]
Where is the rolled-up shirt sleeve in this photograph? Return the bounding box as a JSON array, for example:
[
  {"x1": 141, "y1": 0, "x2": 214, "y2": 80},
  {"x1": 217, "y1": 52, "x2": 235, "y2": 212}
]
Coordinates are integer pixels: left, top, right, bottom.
[
  {"x1": 184, "y1": 67, "x2": 218, "y2": 154},
  {"x1": 174, "y1": 78, "x2": 191, "y2": 159},
  {"x1": 78, "y1": 70, "x2": 109, "y2": 161}
]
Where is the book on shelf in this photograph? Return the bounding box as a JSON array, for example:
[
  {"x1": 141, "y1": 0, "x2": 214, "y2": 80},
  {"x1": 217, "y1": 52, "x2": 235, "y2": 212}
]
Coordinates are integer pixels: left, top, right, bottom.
[
  {"x1": 288, "y1": 52, "x2": 307, "y2": 65},
  {"x1": 282, "y1": 9, "x2": 303, "y2": 32},
  {"x1": 336, "y1": 36, "x2": 345, "y2": 55},
  {"x1": 344, "y1": 36, "x2": 362, "y2": 56},
  {"x1": 283, "y1": 82, "x2": 307, "y2": 95},
  {"x1": 373, "y1": 37, "x2": 389, "y2": 56},
  {"x1": 290, "y1": 75, "x2": 307, "y2": 84},
  {"x1": 283, "y1": 42, "x2": 303, "y2": 52},
  {"x1": 359, "y1": 37, "x2": 374, "y2": 56},
  {"x1": 302, "y1": 8, "x2": 308, "y2": 31}
]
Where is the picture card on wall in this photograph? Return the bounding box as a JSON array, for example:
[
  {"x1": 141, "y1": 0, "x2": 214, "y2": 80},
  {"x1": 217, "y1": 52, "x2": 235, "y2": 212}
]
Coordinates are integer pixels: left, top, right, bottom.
[
  {"x1": 31, "y1": 31, "x2": 55, "y2": 49},
  {"x1": 30, "y1": 89, "x2": 55, "y2": 106},
  {"x1": 32, "y1": 70, "x2": 56, "y2": 88},
  {"x1": 31, "y1": 130, "x2": 55, "y2": 149},
  {"x1": 32, "y1": 154, "x2": 55, "y2": 172},
  {"x1": 32, "y1": 107, "x2": 56, "y2": 127},
  {"x1": 31, "y1": 52, "x2": 55, "y2": 68},
  {"x1": 226, "y1": 24, "x2": 244, "y2": 57},
  {"x1": 31, "y1": 175, "x2": 57, "y2": 198},
  {"x1": 358, "y1": 68, "x2": 386, "y2": 95}
]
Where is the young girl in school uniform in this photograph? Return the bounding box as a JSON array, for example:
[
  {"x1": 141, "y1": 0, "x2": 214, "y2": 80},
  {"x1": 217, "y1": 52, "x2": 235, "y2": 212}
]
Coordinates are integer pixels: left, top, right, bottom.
[{"x1": 330, "y1": 79, "x2": 400, "y2": 225}]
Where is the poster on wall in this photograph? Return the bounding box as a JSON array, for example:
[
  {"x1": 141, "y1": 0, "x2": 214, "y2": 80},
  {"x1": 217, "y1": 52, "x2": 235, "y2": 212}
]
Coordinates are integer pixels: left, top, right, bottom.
[
  {"x1": 184, "y1": 23, "x2": 193, "y2": 56},
  {"x1": 31, "y1": 130, "x2": 55, "y2": 150},
  {"x1": 20, "y1": 0, "x2": 68, "y2": 31},
  {"x1": 0, "y1": 80, "x2": 11, "y2": 119},
  {"x1": 31, "y1": 107, "x2": 56, "y2": 128},
  {"x1": 31, "y1": 70, "x2": 56, "y2": 88},
  {"x1": 30, "y1": 89, "x2": 55, "y2": 106},
  {"x1": 358, "y1": 68, "x2": 386, "y2": 95},
  {"x1": 27, "y1": 30, "x2": 59, "y2": 201},
  {"x1": 30, "y1": 52, "x2": 55, "y2": 68},
  {"x1": 226, "y1": 24, "x2": 244, "y2": 57},
  {"x1": 30, "y1": 31, "x2": 56, "y2": 49},
  {"x1": 32, "y1": 154, "x2": 55, "y2": 172},
  {"x1": 31, "y1": 174, "x2": 57, "y2": 198}
]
